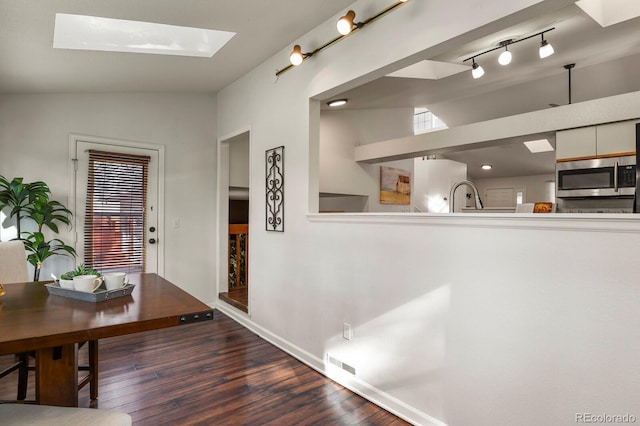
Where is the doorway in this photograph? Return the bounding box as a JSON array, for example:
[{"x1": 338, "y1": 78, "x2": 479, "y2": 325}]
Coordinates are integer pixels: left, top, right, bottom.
[
  {"x1": 70, "y1": 134, "x2": 164, "y2": 275},
  {"x1": 217, "y1": 130, "x2": 250, "y2": 313}
]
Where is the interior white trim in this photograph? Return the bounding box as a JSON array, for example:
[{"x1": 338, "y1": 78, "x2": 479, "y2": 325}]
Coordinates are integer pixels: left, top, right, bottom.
[
  {"x1": 67, "y1": 133, "x2": 166, "y2": 275},
  {"x1": 307, "y1": 212, "x2": 640, "y2": 233},
  {"x1": 216, "y1": 303, "x2": 445, "y2": 426}
]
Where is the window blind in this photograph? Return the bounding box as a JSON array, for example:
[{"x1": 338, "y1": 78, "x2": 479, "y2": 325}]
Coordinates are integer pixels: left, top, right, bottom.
[{"x1": 85, "y1": 150, "x2": 150, "y2": 273}]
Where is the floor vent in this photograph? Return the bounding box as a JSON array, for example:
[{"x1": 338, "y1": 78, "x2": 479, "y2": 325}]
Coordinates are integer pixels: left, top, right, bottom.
[{"x1": 326, "y1": 354, "x2": 356, "y2": 376}]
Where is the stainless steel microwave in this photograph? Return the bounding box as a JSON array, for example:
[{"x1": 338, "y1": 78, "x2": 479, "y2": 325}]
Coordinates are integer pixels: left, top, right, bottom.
[{"x1": 556, "y1": 155, "x2": 636, "y2": 198}]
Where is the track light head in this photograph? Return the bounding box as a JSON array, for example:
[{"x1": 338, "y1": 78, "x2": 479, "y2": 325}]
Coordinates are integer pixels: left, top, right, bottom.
[
  {"x1": 337, "y1": 10, "x2": 357, "y2": 35},
  {"x1": 539, "y1": 35, "x2": 554, "y2": 58},
  {"x1": 497, "y1": 39, "x2": 513, "y2": 65},
  {"x1": 471, "y1": 59, "x2": 484, "y2": 79},
  {"x1": 289, "y1": 44, "x2": 305, "y2": 66},
  {"x1": 498, "y1": 47, "x2": 512, "y2": 65}
]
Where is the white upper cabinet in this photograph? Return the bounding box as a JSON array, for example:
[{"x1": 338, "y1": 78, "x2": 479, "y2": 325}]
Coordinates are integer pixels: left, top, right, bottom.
[
  {"x1": 595, "y1": 120, "x2": 638, "y2": 156},
  {"x1": 556, "y1": 120, "x2": 638, "y2": 160},
  {"x1": 556, "y1": 126, "x2": 596, "y2": 160}
]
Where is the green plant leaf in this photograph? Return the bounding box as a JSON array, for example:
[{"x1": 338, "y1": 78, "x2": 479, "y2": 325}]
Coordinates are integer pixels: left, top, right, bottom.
[
  {"x1": 60, "y1": 263, "x2": 100, "y2": 280},
  {"x1": 2, "y1": 175, "x2": 74, "y2": 281},
  {"x1": 25, "y1": 195, "x2": 72, "y2": 233},
  {"x1": 0, "y1": 176, "x2": 51, "y2": 235},
  {"x1": 22, "y1": 232, "x2": 76, "y2": 271}
]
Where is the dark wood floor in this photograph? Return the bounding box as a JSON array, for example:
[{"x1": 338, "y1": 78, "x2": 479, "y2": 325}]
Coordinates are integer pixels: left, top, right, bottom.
[
  {"x1": 0, "y1": 310, "x2": 408, "y2": 425},
  {"x1": 219, "y1": 286, "x2": 248, "y2": 313}
]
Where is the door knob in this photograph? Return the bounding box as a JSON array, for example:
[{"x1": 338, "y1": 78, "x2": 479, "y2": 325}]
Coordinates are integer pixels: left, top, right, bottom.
[{"x1": 149, "y1": 238, "x2": 157, "y2": 244}]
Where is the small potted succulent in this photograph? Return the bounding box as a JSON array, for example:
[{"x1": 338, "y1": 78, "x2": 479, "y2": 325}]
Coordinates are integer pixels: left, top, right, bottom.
[{"x1": 59, "y1": 264, "x2": 101, "y2": 290}]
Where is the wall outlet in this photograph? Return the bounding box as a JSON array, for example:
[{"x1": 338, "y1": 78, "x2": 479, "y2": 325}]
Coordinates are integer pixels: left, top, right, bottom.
[{"x1": 343, "y1": 323, "x2": 352, "y2": 340}]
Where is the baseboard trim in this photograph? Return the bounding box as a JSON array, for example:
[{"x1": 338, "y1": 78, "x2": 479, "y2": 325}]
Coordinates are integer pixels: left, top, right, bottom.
[{"x1": 216, "y1": 303, "x2": 446, "y2": 426}]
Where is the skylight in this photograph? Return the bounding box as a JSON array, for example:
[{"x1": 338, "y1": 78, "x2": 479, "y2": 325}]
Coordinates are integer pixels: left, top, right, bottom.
[
  {"x1": 414, "y1": 108, "x2": 447, "y2": 135},
  {"x1": 523, "y1": 139, "x2": 554, "y2": 153},
  {"x1": 53, "y1": 13, "x2": 236, "y2": 58}
]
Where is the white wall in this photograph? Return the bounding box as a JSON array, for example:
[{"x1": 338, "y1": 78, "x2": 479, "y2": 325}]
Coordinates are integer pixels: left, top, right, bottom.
[
  {"x1": 413, "y1": 158, "x2": 467, "y2": 213},
  {"x1": 320, "y1": 108, "x2": 414, "y2": 212},
  {"x1": 0, "y1": 93, "x2": 217, "y2": 303},
  {"x1": 322, "y1": 108, "x2": 414, "y2": 147},
  {"x1": 319, "y1": 195, "x2": 367, "y2": 213},
  {"x1": 213, "y1": 1, "x2": 640, "y2": 425},
  {"x1": 475, "y1": 174, "x2": 555, "y2": 205},
  {"x1": 229, "y1": 133, "x2": 250, "y2": 188}
]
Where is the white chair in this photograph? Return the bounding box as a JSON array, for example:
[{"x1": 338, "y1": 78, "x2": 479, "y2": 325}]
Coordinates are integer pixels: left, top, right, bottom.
[{"x1": 0, "y1": 240, "x2": 29, "y2": 283}]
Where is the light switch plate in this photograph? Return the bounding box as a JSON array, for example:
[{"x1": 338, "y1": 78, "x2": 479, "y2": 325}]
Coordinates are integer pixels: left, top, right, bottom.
[{"x1": 343, "y1": 323, "x2": 352, "y2": 340}]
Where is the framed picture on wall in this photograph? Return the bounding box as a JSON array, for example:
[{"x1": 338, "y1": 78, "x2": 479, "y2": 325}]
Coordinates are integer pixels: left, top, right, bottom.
[{"x1": 380, "y1": 166, "x2": 411, "y2": 205}]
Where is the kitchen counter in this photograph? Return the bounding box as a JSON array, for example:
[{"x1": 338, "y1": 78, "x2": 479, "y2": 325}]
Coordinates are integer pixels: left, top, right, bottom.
[{"x1": 461, "y1": 207, "x2": 516, "y2": 213}]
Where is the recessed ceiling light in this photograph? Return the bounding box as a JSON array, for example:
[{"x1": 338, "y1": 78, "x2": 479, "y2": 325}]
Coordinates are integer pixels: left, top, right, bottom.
[
  {"x1": 327, "y1": 99, "x2": 348, "y2": 107},
  {"x1": 481, "y1": 164, "x2": 493, "y2": 170},
  {"x1": 523, "y1": 139, "x2": 554, "y2": 153},
  {"x1": 53, "y1": 13, "x2": 235, "y2": 58}
]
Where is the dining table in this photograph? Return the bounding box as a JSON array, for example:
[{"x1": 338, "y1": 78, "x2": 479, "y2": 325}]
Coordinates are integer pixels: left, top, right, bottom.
[{"x1": 0, "y1": 273, "x2": 213, "y2": 407}]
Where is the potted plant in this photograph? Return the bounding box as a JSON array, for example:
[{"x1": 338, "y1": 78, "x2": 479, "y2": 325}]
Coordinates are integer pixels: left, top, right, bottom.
[
  {"x1": 60, "y1": 264, "x2": 101, "y2": 281},
  {"x1": 59, "y1": 264, "x2": 101, "y2": 288},
  {"x1": 0, "y1": 175, "x2": 76, "y2": 281}
]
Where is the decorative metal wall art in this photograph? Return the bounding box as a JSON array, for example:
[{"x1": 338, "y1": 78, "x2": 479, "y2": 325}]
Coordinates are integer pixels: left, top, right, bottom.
[{"x1": 265, "y1": 146, "x2": 284, "y2": 232}]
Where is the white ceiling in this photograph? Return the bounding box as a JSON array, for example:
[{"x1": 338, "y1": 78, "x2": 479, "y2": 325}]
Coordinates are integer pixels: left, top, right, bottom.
[
  {"x1": 443, "y1": 133, "x2": 557, "y2": 179},
  {"x1": 323, "y1": 3, "x2": 640, "y2": 178},
  {"x1": 327, "y1": 3, "x2": 640, "y2": 124},
  {"x1": 2, "y1": 2, "x2": 639, "y2": 180},
  {"x1": 0, "y1": 0, "x2": 354, "y2": 93}
]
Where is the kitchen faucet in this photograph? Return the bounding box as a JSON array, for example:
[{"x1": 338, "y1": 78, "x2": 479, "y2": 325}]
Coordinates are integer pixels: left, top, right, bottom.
[{"x1": 449, "y1": 180, "x2": 483, "y2": 213}]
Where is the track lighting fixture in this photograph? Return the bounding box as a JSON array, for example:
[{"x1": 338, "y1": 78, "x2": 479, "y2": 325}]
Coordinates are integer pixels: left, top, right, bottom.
[
  {"x1": 276, "y1": 1, "x2": 411, "y2": 77},
  {"x1": 463, "y1": 28, "x2": 555, "y2": 79},
  {"x1": 471, "y1": 58, "x2": 484, "y2": 79},
  {"x1": 539, "y1": 33, "x2": 554, "y2": 58}
]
